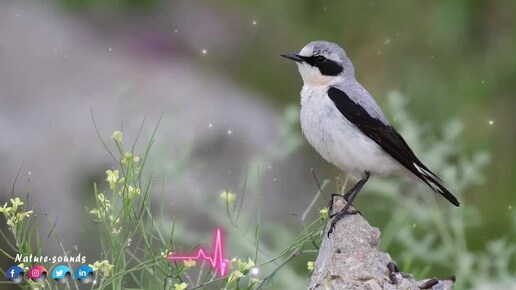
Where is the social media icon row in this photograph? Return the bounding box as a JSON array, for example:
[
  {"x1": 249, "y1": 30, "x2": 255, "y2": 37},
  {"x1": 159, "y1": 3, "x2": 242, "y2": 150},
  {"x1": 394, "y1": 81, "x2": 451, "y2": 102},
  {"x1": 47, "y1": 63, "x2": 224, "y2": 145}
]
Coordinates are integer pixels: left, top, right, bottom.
[{"x1": 6, "y1": 265, "x2": 95, "y2": 284}]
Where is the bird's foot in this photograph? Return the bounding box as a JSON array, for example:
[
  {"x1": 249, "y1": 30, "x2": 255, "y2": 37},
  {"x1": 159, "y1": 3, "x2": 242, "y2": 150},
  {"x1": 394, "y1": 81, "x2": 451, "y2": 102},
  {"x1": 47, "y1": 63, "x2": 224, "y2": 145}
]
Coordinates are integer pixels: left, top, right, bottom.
[
  {"x1": 330, "y1": 207, "x2": 361, "y2": 218},
  {"x1": 328, "y1": 193, "x2": 361, "y2": 216},
  {"x1": 418, "y1": 276, "x2": 456, "y2": 289},
  {"x1": 327, "y1": 207, "x2": 359, "y2": 237},
  {"x1": 387, "y1": 262, "x2": 410, "y2": 284},
  {"x1": 387, "y1": 261, "x2": 456, "y2": 288}
]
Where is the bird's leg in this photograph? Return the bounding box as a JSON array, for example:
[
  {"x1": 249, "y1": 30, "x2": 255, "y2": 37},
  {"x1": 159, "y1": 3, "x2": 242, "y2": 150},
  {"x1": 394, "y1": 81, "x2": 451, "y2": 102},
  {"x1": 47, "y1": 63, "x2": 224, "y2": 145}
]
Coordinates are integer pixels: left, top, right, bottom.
[
  {"x1": 328, "y1": 180, "x2": 364, "y2": 217},
  {"x1": 327, "y1": 171, "x2": 370, "y2": 237}
]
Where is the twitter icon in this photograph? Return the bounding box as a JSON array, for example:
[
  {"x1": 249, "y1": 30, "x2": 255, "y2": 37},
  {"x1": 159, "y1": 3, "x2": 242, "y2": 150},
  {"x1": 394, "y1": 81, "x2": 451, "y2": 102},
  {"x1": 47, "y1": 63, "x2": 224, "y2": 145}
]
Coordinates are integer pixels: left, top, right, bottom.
[{"x1": 52, "y1": 265, "x2": 72, "y2": 283}]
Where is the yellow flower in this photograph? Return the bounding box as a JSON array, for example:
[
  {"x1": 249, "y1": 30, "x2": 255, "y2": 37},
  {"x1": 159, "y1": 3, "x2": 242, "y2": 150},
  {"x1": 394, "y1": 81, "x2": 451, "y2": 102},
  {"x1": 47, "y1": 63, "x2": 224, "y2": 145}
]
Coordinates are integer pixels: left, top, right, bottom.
[
  {"x1": 90, "y1": 260, "x2": 114, "y2": 277},
  {"x1": 90, "y1": 193, "x2": 112, "y2": 221},
  {"x1": 90, "y1": 209, "x2": 101, "y2": 219},
  {"x1": 18, "y1": 263, "x2": 28, "y2": 271},
  {"x1": 0, "y1": 202, "x2": 12, "y2": 215},
  {"x1": 6, "y1": 217, "x2": 16, "y2": 228},
  {"x1": 97, "y1": 193, "x2": 111, "y2": 209},
  {"x1": 127, "y1": 186, "x2": 141, "y2": 199},
  {"x1": 307, "y1": 261, "x2": 315, "y2": 272},
  {"x1": 227, "y1": 270, "x2": 244, "y2": 284},
  {"x1": 106, "y1": 170, "x2": 119, "y2": 183},
  {"x1": 97, "y1": 192, "x2": 106, "y2": 203},
  {"x1": 161, "y1": 250, "x2": 172, "y2": 258},
  {"x1": 236, "y1": 257, "x2": 254, "y2": 272},
  {"x1": 111, "y1": 131, "x2": 123, "y2": 143},
  {"x1": 10, "y1": 197, "x2": 24, "y2": 212},
  {"x1": 183, "y1": 259, "x2": 196, "y2": 268},
  {"x1": 220, "y1": 191, "x2": 237, "y2": 208},
  {"x1": 319, "y1": 208, "x2": 329, "y2": 221},
  {"x1": 106, "y1": 170, "x2": 119, "y2": 190},
  {"x1": 174, "y1": 282, "x2": 188, "y2": 290},
  {"x1": 121, "y1": 152, "x2": 140, "y2": 166},
  {"x1": 16, "y1": 210, "x2": 33, "y2": 222}
]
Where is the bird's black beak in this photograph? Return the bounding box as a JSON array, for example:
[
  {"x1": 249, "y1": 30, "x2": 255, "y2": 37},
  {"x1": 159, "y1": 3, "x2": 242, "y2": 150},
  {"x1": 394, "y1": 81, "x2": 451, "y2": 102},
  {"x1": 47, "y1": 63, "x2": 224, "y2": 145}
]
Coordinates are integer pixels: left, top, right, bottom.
[{"x1": 281, "y1": 53, "x2": 304, "y2": 63}]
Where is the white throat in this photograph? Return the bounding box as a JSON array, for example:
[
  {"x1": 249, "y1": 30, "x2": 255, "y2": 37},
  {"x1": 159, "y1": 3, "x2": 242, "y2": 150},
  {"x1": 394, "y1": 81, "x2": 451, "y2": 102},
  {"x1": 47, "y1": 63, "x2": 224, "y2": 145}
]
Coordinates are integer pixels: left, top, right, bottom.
[{"x1": 297, "y1": 63, "x2": 343, "y2": 87}]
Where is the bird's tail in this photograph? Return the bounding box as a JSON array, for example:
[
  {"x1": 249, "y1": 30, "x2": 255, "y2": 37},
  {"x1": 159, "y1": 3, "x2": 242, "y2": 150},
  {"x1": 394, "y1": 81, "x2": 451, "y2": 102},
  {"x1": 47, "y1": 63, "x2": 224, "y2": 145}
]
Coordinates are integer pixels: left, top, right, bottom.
[{"x1": 414, "y1": 164, "x2": 460, "y2": 207}]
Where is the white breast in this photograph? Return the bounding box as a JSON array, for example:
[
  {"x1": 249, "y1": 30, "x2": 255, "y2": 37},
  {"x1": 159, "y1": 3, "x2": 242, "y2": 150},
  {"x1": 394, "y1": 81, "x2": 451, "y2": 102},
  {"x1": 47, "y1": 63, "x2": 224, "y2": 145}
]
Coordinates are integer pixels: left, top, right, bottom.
[{"x1": 299, "y1": 86, "x2": 404, "y2": 176}]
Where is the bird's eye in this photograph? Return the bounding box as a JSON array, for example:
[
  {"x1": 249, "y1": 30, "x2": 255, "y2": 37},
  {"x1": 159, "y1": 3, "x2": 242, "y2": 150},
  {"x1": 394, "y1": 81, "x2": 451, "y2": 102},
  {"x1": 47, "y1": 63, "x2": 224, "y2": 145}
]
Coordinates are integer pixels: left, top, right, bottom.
[{"x1": 314, "y1": 55, "x2": 326, "y2": 63}]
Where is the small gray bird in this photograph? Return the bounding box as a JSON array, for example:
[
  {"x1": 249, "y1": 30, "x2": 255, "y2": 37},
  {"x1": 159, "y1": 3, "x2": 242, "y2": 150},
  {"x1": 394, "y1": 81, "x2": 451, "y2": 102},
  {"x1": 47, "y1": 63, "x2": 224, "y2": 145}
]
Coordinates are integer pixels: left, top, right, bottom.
[{"x1": 281, "y1": 41, "x2": 459, "y2": 236}]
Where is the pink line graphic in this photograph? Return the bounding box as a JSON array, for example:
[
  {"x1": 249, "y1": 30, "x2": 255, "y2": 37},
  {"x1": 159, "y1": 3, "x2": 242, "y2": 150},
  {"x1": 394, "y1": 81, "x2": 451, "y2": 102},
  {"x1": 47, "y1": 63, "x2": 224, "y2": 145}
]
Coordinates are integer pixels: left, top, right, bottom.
[{"x1": 167, "y1": 228, "x2": 229, "y2": 276}]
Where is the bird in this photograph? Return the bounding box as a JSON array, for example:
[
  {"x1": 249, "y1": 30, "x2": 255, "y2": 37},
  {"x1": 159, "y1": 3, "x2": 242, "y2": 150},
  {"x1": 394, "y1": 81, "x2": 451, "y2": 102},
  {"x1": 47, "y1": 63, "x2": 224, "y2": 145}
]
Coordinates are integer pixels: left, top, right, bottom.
[{"x1": 281, "y1": 41, "x2": 459, "y2": 236}]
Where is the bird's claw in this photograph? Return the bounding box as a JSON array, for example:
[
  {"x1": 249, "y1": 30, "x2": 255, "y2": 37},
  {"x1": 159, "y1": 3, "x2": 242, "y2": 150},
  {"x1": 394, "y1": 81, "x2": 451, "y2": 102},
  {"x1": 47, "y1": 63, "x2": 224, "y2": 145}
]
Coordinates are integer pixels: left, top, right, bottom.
[
  {"x1": 328, "y1": 193, "x2": 361, "y2": 217},
  {"x1": 329, "y1": 208, "x2": 361, "y2": 218},
  {"x1": 388, "y1": 262, "x2": 455, "y2": 288},
  {"x1": 418, "y1": 279, "x2": 439, "y2": 289},
  {"x1": 418, "y1": 276, "x2": 456, "y2": 289},
  {"x1": 387, "y1": 262, "x2": 401, "y2": 284},
  {"x1": 327, "y1": 208, "x2": 359, "y2": 237}
]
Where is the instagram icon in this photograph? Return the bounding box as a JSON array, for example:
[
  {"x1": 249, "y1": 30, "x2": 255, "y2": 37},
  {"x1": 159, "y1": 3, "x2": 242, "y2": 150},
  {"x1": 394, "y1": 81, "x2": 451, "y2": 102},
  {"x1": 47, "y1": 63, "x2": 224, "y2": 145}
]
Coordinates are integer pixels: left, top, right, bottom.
[{"x1": 27, "y1": 265, "x2": 47, "y2": 282}]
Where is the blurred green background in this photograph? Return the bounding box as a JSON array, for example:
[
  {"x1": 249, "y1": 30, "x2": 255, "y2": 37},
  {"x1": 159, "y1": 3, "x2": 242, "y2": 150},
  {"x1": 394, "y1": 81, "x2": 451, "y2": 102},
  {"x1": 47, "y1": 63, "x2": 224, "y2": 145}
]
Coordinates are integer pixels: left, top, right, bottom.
[
  {"x1": 1, "y1": 0, "x2": 515, "y2": 289},
  {"x1": 62, "y1": 0, "x2": 515, "y2": 243}
]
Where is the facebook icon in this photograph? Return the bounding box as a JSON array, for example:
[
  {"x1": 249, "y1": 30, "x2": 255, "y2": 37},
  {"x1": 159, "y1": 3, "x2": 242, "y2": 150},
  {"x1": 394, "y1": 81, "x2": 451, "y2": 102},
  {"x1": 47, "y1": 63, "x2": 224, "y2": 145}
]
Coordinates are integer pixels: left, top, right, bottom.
[{"x1": 6, "y1": 265, "x2": 24, "y2": 284}]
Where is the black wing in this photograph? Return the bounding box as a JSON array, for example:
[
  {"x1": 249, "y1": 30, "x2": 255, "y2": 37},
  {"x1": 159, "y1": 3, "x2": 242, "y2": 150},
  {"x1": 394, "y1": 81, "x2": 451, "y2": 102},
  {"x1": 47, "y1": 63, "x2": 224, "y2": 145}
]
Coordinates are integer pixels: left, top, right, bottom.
[{"x1": 327, "y1": 87, "x2": 459, "y2": 206}]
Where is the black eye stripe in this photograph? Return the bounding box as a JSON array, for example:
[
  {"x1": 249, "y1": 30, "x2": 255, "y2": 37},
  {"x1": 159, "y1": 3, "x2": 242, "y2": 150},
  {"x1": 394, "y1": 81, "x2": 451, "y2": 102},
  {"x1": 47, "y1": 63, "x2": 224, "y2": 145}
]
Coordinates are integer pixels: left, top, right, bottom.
[
  {"x1": 315, "y1": 55, "x2": 326, "y2": 62},
  {"x1": 300, "y1": 55, "x2": 343, "y2": 76}
]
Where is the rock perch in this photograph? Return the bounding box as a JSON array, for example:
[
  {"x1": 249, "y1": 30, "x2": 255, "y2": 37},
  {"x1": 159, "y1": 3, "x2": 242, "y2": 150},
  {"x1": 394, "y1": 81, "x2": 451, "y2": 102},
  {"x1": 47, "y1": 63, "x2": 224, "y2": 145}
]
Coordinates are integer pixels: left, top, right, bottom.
[{"x1": 308, "y1": 199, "x2": 455, "y2": 290}]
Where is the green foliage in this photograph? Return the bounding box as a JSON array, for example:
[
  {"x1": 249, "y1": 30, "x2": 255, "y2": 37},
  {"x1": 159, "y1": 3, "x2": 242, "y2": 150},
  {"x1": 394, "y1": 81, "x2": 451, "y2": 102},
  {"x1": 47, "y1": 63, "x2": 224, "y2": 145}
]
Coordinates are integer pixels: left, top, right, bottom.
[
  {"x1": 51, "y1": 2, "x2": 514, "y2": 274},
  {"x1": 1, "y1": 92, "x2": 512, "y2": 289},
  {"x1": 0, "y1": 111, "x2": 323, "y2": 289},
  {"x1": 0, "y1": 196, "x2": 43, "y2": 289},
  {"x1": 366, "y1": 92, "x2": 507, "y2": 290}
]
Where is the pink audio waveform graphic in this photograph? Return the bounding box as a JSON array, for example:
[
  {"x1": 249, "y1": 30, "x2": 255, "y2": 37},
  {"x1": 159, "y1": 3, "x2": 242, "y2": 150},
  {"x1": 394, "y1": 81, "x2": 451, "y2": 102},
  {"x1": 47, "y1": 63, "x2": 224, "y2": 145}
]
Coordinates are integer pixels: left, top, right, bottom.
[{"x1": 167, "y1": 228, "x2": 229, "y2": 277}]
